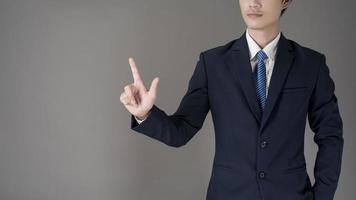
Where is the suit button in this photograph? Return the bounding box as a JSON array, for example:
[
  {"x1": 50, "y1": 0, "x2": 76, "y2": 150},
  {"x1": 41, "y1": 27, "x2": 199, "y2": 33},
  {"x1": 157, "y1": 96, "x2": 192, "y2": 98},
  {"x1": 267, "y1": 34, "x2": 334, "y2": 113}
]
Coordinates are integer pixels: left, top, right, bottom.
[
  {"x1": 260, "y1": 140, "x2": 267, "y2": 148},
  {"x1": 259, "y1": 171, "x2": 266, "y2": 179}
]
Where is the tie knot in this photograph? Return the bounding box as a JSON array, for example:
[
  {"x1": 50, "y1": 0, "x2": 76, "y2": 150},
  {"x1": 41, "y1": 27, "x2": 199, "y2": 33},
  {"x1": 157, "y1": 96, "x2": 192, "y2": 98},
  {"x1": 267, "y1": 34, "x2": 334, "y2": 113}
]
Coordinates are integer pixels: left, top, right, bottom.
[{"x1": 256, "y1": 50, "x2": 268, "y2": 61}]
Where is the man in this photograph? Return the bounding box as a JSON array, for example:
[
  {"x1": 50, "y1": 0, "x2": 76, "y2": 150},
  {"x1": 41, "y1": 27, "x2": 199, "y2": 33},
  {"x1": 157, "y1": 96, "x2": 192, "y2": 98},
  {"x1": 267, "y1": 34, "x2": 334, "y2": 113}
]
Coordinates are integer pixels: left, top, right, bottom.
[{"x1": 120, "y1": 0, "x2": 344, "y2": 199}]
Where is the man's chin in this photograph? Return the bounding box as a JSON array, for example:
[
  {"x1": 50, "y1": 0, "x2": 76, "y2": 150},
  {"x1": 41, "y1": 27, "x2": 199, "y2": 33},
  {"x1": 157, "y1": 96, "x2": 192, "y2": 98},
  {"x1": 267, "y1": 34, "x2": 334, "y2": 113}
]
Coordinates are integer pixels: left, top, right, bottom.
[{"x1": 246, "y1": 26, "x2": 266, "y2": 31}]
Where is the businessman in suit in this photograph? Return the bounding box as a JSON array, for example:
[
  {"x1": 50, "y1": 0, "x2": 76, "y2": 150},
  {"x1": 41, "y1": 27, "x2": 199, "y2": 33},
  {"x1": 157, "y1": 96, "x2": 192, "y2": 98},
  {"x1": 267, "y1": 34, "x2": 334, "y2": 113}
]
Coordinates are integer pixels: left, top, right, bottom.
[{"x1": 120, "y1": 0, "x2": 344, "y2": 199}]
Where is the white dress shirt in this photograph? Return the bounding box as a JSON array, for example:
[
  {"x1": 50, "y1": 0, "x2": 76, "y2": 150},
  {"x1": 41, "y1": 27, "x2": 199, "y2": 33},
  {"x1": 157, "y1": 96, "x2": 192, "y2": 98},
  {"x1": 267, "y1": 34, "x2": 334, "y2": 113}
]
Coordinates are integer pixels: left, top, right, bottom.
[
  {"x1": 135, "y1": 29, "x2": 281, "y2": 124},
  {"x1": 246, "y1": 28, "x2": 280, "y2": 97}
]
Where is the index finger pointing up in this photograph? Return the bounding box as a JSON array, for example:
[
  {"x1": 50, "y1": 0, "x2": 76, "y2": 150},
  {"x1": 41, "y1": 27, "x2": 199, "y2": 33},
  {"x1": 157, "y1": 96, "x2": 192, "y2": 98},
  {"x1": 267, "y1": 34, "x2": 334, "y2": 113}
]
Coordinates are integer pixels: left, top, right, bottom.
[{"x1": 129, "y1": 57, "x2": 143, "y2": 84}]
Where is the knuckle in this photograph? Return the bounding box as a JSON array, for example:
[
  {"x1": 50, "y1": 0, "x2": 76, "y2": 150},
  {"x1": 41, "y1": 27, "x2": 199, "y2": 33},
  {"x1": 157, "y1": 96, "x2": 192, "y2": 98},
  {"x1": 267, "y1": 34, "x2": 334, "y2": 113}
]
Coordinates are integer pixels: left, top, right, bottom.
[
  {"x1": 127, "y1": 85, "x2": 135, "y2": 93},
  {"x1": 129, "y1": 84, "x2": 134, "y2": 89},
  {"x1": 125, "y1": 91, "x2": 132, "y2": 98},
  {"x1": 120, "y1": 96, "x2": 125, "y2": 103},
  {"x1": 120, "y1": 93, "x2": 129, "y2": 101}
]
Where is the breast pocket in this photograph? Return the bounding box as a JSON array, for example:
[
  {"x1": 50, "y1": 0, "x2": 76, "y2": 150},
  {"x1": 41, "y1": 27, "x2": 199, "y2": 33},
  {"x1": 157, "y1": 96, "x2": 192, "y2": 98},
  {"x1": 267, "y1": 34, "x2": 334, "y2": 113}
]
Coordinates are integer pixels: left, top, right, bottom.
[{"x1": 280, "y1": 86, "x2": 308, "y2": 93}]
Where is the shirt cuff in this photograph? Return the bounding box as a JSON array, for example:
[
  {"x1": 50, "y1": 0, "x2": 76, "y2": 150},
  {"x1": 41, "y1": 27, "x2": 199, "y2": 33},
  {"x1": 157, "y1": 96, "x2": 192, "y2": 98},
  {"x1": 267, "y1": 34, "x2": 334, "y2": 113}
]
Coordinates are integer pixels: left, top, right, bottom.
[{"x1": 135, "y1": 115, "x2": 147, "y2": 124}]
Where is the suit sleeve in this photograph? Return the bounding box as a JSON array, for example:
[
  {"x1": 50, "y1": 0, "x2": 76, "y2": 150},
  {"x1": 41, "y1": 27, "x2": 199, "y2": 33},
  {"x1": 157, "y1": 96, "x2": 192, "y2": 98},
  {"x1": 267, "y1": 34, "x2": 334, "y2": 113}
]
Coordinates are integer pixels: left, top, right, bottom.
[
  {"x1": 307, "y1": 54, "x2": 344, "y2": 200},
  {"x1": 130, "y1": 53, "x2": 210, "y2": 148}
]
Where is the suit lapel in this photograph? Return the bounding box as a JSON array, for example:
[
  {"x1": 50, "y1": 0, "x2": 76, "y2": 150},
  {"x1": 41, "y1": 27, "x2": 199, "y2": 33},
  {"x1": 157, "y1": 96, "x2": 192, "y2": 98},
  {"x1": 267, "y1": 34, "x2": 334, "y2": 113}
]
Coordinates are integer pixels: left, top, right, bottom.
[
  {"x1": 223, "y1": 31, "x2": 295, "y2": 131},
  {"x1": 224, "y1": 31, "x2": 262, "y2": 124},
  {"x1": 260, "y1": 33, "x2": 295, "y2": 132}
]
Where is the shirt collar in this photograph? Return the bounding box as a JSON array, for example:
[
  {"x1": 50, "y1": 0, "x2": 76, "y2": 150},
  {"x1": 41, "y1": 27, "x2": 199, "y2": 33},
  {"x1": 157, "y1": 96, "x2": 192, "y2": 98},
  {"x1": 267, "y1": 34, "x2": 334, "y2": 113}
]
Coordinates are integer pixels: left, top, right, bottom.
[{"x1": 245, "y1": 28, "x2": 281, "y2": 61}]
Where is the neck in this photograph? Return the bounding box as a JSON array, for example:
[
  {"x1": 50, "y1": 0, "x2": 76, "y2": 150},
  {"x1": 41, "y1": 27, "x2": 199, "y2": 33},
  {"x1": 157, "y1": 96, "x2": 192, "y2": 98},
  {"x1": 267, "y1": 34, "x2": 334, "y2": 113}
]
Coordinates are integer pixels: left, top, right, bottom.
[{"x1": 247, "y1": 25, "x2": 280, "y2": 48}]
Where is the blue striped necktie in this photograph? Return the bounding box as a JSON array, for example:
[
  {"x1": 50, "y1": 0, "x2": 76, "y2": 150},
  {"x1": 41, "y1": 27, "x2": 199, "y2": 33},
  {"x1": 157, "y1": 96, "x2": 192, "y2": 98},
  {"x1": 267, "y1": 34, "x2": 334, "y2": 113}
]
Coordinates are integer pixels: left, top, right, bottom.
[{"x1": 255, "y1": 50, "x2": 268, "y2": 113}]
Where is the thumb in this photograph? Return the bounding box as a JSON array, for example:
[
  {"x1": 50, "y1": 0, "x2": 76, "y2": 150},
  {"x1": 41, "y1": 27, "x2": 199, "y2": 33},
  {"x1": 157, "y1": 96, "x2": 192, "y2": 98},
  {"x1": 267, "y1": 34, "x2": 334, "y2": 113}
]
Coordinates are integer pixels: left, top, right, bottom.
[{"x1": 148, "y1": 77, "x2": 159, "y2": 97}]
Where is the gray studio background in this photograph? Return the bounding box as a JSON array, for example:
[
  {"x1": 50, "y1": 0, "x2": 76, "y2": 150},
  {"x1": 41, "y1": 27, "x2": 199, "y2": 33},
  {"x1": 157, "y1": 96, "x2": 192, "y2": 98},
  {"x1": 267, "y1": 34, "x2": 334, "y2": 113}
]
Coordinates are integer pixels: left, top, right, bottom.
[{"x1": 0, "y1": 0, "x2": 355, "y2": 199}]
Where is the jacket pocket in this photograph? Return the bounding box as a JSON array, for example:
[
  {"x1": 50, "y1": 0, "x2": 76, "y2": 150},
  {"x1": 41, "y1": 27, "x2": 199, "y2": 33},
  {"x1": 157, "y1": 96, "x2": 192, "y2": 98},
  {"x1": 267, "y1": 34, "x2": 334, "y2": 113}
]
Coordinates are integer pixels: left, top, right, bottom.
[
  {"x1": 213, "y1": 162, "x2": 234, "y2": 171},
  {"x1": 285, "y1": 162, "x2": 306, "y2": 174},
  {"x1": 281, "y1": 86, "x2": 308, "y2": 93}
]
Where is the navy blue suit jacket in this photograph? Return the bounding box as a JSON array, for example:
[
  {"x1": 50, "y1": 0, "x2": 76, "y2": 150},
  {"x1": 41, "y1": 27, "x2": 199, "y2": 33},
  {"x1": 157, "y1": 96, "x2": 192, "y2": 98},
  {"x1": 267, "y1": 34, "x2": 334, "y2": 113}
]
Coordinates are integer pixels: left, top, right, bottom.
[{"x1": 130, "y1": 31, "x2": 344, "y2": 200}]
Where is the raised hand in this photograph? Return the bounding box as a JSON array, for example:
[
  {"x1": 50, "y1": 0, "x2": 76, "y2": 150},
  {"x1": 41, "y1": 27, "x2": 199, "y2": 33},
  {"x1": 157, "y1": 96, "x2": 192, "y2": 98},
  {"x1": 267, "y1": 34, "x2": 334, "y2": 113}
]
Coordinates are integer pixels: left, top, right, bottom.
[{"x1": 120, "y1": 57, "x2": 159, "y2": 120}]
